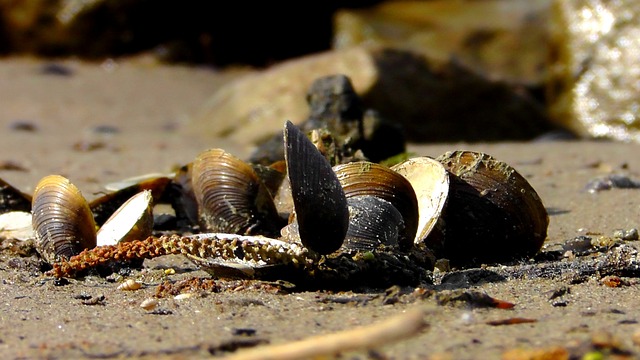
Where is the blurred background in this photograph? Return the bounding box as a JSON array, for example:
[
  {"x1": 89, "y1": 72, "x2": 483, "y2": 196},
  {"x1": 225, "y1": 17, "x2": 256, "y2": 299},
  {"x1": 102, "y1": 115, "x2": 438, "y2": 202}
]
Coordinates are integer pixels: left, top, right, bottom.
[{"x1": 1, "y1": 0, "x2": 638, "y2": 146}]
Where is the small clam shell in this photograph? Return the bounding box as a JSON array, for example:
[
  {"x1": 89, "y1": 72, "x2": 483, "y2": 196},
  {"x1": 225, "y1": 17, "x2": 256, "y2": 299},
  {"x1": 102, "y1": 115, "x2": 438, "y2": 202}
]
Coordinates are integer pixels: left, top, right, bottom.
[
  {"x1": 0, "y1": 177, "x2": 32, "y2": 214},
  {"x1": 96, "y1": 190, "x2": 154, "y2": 246},
  {"x1": 434, "y1": 150, "x2": 548, "y2": 266},
  {"x1": 32, "y1": 175, "x2": 97, "y2": 263},
  {"x1": 391, "y1": 157, "x2": 449, "y2": 244},
  {"x1": 333, "y1": 162, "x2": 419, "y2": 251},
  {"x1": 284, "y1": 120, "x2": 349, "y2": 254},
  {"x1": 192, "y1": 148, "x2": 283, "y2": 236},
  {"x1": 117, "y1": 279, "x2": 142, "y2": 291}
]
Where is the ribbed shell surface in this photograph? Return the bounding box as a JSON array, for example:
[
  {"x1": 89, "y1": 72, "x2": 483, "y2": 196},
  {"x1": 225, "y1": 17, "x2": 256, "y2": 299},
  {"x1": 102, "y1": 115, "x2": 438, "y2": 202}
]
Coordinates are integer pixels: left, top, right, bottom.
[
  {"x1": 192, "y1": 149, "x2": 279, "y2": 235},
  {"x1": 32, "y1": 175, "x2": 97, "y2": 263},
  {"x1": 333, "y1": 162, "x2": 418, "y2": 251}
]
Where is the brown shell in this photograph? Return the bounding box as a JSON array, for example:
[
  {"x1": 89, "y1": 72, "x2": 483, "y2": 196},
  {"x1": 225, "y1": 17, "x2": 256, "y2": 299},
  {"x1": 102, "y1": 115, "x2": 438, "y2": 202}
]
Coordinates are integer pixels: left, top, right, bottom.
[
  {"x1": 191, "y1": 149, "x2": 283, "y2": 236},
  {"x1": 32, "y1": 175, "x2": 97, "y2": 263},
  {"x1": 434, "y1": 150, "x2": 548, "y2": 266},
  {"x1": 333, "y1": 162, "x2": 419, "y2": 251}
]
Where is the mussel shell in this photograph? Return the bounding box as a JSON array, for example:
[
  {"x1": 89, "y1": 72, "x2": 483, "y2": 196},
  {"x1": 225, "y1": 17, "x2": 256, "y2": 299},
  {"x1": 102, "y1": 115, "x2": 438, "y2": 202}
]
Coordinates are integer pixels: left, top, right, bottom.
[
  {"x1": 333, "y1": 162, "x2": 418, "y2": 251},
  {"x1": 434, "y1": 151, "x2": 548, "y2": 266},
  {"x1": 343, "y1": 195, "x2": 404, "y2": 251},
  {"x1": 391, "y1": 157, "x2": 449, "y2": 244},
  {"x1": 32, "y1": 175, "x2": 97, "y2": 263},
  {"x1": 284, "y1": 120, "x2": 349, "y2": 254},
  {"x1": 192, "y1": 148, "x2": 283, "y2": 236},
  {"x1": 89, "y1": 175, "x2": 171, "y2": 226},
  {"x1": 0, "y1": 178, "x2": 32, "y2": 214}
]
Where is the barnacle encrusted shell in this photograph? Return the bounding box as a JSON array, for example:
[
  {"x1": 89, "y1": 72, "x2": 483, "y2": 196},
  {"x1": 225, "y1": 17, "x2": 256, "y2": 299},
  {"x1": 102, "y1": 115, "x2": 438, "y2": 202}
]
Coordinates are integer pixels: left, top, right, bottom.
[
  {"x1": 32, "y1": 175, "x2": 97, "y2": 263},
  {"x1": 333, "y1": 162, "x2": 419, "y2": 251},
  {"x1": 96, "y1": 190, "x2": 154, "y2": 247},
  {"x1": 433, "y1": 150, "x2": 548, "y2": 266},
  {"x1": 191, "y1": 148, "x2": 283, "y2": 236},
  {"x1": 284, "y1": 120, "x2": 349, "y2": 254},
  {"x1": 391, "y1": 156, "x2": 449, "y2": 244}
]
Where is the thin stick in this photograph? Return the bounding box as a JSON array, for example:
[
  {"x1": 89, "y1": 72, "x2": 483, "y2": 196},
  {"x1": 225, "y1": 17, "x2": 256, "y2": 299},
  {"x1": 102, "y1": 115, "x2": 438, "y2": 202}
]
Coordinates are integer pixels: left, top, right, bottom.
[{"x1": 222, "y1": 307, "x2": 428, "y2": 360}]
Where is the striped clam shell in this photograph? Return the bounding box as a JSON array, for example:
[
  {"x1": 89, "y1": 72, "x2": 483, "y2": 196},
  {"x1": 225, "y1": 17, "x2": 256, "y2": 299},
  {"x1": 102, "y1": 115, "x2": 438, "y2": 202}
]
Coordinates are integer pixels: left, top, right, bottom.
[{"x1": 32, "y1": 175, "x2": 97, "y2": 263}]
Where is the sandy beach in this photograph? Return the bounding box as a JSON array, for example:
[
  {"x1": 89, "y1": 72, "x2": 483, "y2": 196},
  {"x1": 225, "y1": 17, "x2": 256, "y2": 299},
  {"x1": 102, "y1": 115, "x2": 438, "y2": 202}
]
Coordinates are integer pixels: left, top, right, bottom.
[{"x1": 1, "y1": 57, "x2": 640, "y2": 359}]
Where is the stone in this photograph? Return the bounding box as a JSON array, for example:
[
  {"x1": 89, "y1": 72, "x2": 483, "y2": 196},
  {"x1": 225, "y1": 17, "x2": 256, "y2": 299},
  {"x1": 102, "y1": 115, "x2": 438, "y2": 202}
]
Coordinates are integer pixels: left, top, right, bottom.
[
  {"x1": 187, "y1": 46, "x2": 552, "y2": 148},
  {"x1": 548, "y1": 0, "x2": 640, "y2": 142},
  {"x1": 333, "y1": 0, "x2": 551, "y2": 86}
]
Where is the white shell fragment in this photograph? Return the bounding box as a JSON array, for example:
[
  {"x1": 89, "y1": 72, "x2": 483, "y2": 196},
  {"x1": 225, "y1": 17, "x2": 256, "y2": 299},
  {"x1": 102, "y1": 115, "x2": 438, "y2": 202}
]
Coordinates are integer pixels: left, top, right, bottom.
[
  {"x1": 0, "y1": 211, "x2": 35, "y2": 241},
  {"x1": 97, "y1": 190, "x2": 154, "y2": 246},
  {"x1": 117, "y1": 279, "x2": 142, "y2": 291},
  {"x1": 391, "y1": 156, "x2": 450, "y2": 243}
]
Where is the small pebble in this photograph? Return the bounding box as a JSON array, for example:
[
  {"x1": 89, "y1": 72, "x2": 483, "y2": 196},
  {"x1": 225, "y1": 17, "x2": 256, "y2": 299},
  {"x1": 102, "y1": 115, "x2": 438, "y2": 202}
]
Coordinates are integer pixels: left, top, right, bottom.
[
  {"x1": 613, "y1": 228, "x2": 639, "y2": 241},
  {"x1": 91, "y1": 125, "x2": 120, "y2": 134},
  {"x1": 40, "y1": 63, "x2": 73, "y2": 76},
  {"x1": 140, "y1": 298, "x2": 158, "y2": 311},
  {"x1": 8, "y1": 120, "x2": 38, "y2": 132},
  {"x1": 584, "y1": 174, "x2": 640, "y2": 193},
  {"x1": 174, "y1": 293, "x2": 195, "y2": 300}
]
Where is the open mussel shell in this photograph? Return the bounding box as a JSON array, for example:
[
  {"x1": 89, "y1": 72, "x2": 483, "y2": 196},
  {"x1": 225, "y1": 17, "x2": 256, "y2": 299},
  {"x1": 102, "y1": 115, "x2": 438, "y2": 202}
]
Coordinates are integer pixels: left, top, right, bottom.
[
  {"x1": 391, "y1": 157, "x2": 449, "y2": 244},
  {"x1": 434, "y1": 150, "x2": 549, "y2": 266},
  {"x1": 192, "y1": 148, "x2": 284, "y2": 236},
  {"x1": 333, "y1": 162, "x2": 419, "y2": 251},
  {"x1": 284, "y1": 120, "x2": 349, "y2": 255},
  {"x1": 32, "y1": 175, "x2": 97, "y2": 263},
  {"x1": 0, "y1": 177, "x2": 32, "y2": 214},
  {"x1": 96, "y1": 190, "x2": 154, "y2": 247},
  {"x1": 89, "y1": 174, "x2": 171, "y2": 226}
]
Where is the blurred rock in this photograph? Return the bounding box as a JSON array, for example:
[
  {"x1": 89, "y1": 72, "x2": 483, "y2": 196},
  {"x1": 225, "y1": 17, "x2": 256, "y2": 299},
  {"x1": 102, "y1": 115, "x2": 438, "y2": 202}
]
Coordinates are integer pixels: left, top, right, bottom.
[
  {"x1": 548, "y1": 0, "x2": 640, "y2": 142},
  {"x1": 333, "y1": 0, "x2": 551, "y2": 86},
  {"x1": 0, "y1": 0, "x2": 380, "y2": 65},
  {"x1": 187, "y1": 46, "x2": 553, "y2": 146},
  {"x1": 249, "y1": 74, "x2": 405, "y2": 165}
]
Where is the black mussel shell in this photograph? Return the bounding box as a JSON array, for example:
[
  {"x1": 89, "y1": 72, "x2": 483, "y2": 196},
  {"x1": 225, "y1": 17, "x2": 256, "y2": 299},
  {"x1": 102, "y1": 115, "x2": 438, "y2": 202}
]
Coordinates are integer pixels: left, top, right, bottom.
[
  {"x1": 343, "y1": 195, "x2": 404, "y2": 251},
  {"x1": 284, "y1": 120, "x2": 349, "y2": 255},
  {"x1": 433, "y1": 151, "x2": 549, "y2": 266}
]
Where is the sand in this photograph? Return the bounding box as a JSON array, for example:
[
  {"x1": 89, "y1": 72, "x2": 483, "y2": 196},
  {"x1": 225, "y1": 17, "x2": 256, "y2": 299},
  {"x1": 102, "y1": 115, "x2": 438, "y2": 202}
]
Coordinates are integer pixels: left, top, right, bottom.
[{"x1": 1, "y1": 57, "x2": 640, "y2": 359}]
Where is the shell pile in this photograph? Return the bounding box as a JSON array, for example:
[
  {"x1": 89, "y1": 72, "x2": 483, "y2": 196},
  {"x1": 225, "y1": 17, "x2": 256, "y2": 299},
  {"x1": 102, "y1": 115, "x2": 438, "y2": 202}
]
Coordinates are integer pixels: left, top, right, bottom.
[
  {"x1": 0, "y1": 119, "x2": 548, "y2": 288},
  {"x1": 0, "y1": 75, "x2": 549, "y2": 288}
]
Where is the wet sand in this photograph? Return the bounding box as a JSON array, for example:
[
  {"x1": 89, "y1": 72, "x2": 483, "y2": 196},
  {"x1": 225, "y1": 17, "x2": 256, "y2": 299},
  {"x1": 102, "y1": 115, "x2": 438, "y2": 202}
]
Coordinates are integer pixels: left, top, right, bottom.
[{"x1": 1, "y1": 57, "x2": 640, "y2": 359}]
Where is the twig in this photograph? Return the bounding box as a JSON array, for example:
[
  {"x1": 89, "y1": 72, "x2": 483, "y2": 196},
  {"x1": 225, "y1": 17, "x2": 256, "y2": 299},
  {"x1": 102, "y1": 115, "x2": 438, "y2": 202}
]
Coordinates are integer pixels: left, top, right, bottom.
[{"x1": 221, "y1": 306, "x2": 428, "y2": 360}]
